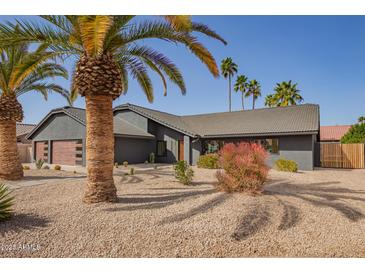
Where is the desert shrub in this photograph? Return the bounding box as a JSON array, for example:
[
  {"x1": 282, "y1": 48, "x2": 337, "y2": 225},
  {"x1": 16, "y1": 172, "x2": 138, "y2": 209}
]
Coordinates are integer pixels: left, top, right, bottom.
[
  {"x1": 54, "y1": 165, "x2": 61, "y2": 171},
  {"x1": 0, "y1": 183, "x2": 14, "y2": 222},
  {"x1": 153, "y1": 165, "x2": 158, "y2": 170},
  {"x1": 216, "y1": 142, "x2": 269, "y2": 194},
  {"x1": 341, "y1": 123, "x2": 365, "y2": 143},
  {"x1": 174, "y1": 160, "x2": 194, "y2": 185},
  {"x1": 23, "y1": 165, "x2": 30, "y2": 170},
  {"x1": 144, "y1": 160, "x2": 148, "y2": 164},
  {"x1": 114, "y1": 162, "x2": 119, "y2": 168},
  {"x1": 130, "y1": 167, "x2": 135, "y2": 175},
  {"x1": 123, "y1": 161, "x2": 128, "y2": 167},
  {"x1": 197, "y1": 153, "x2": 219, "y2": 169},
  {"x1": 35, "y1": 159, "x2": 44, "y2": 170},
  {"x1": 275, "y1": 158, "x2": 298, "y2": 172},
  {"x1": 149, "y1": 152, "x2": 155, "y2": 164},
  {"x1": 42, "y1": 165, "x2": 50, "y2": 170},
  {"x1": 73, "y1": 170, "x2": 77, "y2": 174}
]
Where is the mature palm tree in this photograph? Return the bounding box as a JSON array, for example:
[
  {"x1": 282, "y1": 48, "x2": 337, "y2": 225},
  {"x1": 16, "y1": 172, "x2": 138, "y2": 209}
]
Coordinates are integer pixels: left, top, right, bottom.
[
  {"x1": 220, "y1": 57, "x2": 237, "y2": 112},
  {"x1": 0, "y1": 16, "x2": 226, "y2": 202},
  {"x1": 265, "y1": 80, "x2": 303, "y2": 107},
  {"x1": 358, "y1": 116, "x2": 365, "y2": 124},
  {"x1": 246, "y1": 79, "x2": 261, "y2": 109},
  {"x1": 234, "y1": 75, "x2": 248, "y2": 110},
  {"x1": 0, "y1": 43, "x2": 68, "y2": 180}
]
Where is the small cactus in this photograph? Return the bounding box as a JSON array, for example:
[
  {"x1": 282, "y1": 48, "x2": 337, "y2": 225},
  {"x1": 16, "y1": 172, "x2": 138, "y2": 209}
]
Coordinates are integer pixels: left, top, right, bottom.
[
  {"x1": 35, "y1": 159, "x2": 44, "y2": 170},
  {"x1": 130, "y1": 167, "x2": 135, "y2": 175},
  {"x1": 123, "y1": 161, "x2": 128, "y2": 167}
]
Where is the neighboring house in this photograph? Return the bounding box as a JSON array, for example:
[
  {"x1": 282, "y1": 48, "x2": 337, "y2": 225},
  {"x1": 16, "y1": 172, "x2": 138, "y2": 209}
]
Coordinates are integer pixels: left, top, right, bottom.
[
  {"x1": 320, "y1": 125, "x2": 351, "y2": 142},
  {"x1": 16, "y1": 123, "x2": 36, "y2": 144},
  {"x1": 27, "y1": 103, "x2": 320, "y2": 170}
]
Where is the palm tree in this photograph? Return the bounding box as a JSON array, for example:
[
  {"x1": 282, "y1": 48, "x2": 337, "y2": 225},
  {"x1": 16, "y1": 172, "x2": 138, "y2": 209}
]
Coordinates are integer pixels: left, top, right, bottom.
[
  {"x1": 358, "y1": 116, "x2": 365, "y2": 124},
  {"x1": 0, "y1": 16, "x2": 226, "y2": 202},
  {"x1": 265, "y1": 80, "x2": 303, "y2": 107},
  {"x1": 246, "y1": 79, "x2": 261, "y2": 109},
  {"x1": 0, "y1": 43, "x2": 68, "y2": 180},
  {"x1": 234, "y1": 75, "x2": 248, "y2": 110},
  {"x1": 220, "y1": 57, "x2": 237, "y2": 112}
]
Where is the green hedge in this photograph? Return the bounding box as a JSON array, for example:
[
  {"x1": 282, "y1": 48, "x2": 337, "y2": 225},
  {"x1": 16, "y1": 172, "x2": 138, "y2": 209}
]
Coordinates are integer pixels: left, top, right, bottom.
[
  {"x1": 275, "y1": 158, "x2": 298, "y2": 172},
  {"x1": 197, "y1": 153, "x2": 219, "y2": 169},
  {"x1": 341, "y1": 123, "x2": 365, "y2": 144}
]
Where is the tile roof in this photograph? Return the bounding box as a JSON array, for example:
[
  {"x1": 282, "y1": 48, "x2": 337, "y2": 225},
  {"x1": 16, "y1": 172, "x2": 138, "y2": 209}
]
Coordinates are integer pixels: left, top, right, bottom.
[
  {"x1": 320, "y1": 125, "x2": 351, "y2": 141},
  {"x1": 16, "y1": 123, "x2": 36, "y2": 137},
  {"x1": 116, "y1": 103, "x2": 320, "y2": 137}
]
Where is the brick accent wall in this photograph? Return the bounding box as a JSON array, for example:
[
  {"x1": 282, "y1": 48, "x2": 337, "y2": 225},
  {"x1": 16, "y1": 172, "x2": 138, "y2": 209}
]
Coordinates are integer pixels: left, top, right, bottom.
[{"x1": 35, "y1": 141, "x2": 48, "y2": 161}]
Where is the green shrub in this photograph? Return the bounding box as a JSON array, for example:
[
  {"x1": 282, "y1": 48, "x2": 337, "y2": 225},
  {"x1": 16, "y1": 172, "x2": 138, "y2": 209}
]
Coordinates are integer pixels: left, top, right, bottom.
[
  {"x1": 197, "y1": 153, "x2": 219, "y2": 169},
  {"x1": 130, "y1": 167, "x2": 135, "y2": 175},
  {"x1": 42, "y1": 165, "x2": 50, "y2": 170},
  {"x1": 54, "y1": 165, "x2": 61, "y2": 171},
  {"x1": 23, "y1": 165, "x2": 30, "y2": 170},
  {"x1": 149, "y1": 152, "x2": 155, "y2": 164},
  {"x1": 35, "y1": 159, "x2": 44, "y2": 170},
  {"x1": 341, "y1": 123, "x2": 365, "y2": 144},
  {"x1": 0, "y1": 183, "x2": 14, "y2": 222},
  {"x1": 275, "y1": 158, "x2": 298, "y2": 172},
  {"x1": 174, "y1": 160, "x2": 194, "y2": 185},
  {"x1": 123, "y1": 161, "x2": 128, "y2": 167}
]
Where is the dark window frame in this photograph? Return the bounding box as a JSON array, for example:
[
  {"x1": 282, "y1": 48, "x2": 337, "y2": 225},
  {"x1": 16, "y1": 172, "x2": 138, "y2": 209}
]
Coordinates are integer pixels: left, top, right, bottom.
[{"x1": 156, "y1": 140, "x2": 167, "y2": 157}]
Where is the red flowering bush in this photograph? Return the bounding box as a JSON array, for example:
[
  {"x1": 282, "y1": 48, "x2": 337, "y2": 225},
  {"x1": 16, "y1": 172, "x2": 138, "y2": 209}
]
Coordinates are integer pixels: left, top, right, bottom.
[{"x1": 216, "y1": 142, "x2": 269, "y2": 194}]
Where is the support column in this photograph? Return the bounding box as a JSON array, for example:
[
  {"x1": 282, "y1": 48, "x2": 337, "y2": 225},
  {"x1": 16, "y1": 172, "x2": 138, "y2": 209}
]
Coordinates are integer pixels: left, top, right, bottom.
[{"x1": 184, "y1": 135, "x2": 190, "y2": 164}]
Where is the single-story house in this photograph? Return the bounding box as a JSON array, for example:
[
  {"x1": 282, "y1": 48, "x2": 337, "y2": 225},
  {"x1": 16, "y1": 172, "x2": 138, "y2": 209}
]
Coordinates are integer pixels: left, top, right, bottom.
[
  {"x1": 16, "y1": 123, "x2": 36, "y2": 144},
  {"x1": 27, "y1": 103, "x2": 320, "y2": 170},
  {"x1": 320, "y1": 125, "x2": 351, "y2": 142}
]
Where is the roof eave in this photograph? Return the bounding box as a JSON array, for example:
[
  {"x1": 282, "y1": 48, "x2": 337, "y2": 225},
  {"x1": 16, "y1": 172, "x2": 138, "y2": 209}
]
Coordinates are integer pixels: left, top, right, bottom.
[{"x1": 201, "y1": 130, "x2": 319, "y2": 138}]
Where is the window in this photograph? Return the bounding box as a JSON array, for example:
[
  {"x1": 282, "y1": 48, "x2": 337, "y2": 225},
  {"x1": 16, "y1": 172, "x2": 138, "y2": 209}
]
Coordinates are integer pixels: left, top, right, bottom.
[
  {"x1": 203, "y1": 140, "x2": 225, "y2": 154},
  {"x1": 254, "y1": 138, "x2": 279, "y2": 154},
  {"x1": 157, "y1": 141, "x2": 167, "y2": 156}
]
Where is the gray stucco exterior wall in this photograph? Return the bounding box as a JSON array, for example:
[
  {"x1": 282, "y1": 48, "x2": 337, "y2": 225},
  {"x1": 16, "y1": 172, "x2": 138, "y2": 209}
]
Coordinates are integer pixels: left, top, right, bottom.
[
  {"x1": 184, "y1": 135, "x2": 190, "y2": 163},
  {"x1": 266, "y1": 135, "x2": 315, "y2": 170},
  {"x1": 114, "y1": 137, "x2": 155, "y2": 164},
  {"x1": 32, "y1": 113, "x2": 85, "y2": 141},
  {"x1": 191, "y1": 139, "x2": 202, "y2": 165}
]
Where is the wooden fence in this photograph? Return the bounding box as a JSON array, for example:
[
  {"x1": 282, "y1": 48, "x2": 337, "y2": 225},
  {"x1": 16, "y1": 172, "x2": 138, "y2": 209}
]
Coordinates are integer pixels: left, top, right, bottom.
[
  {"x1": 17, "y1": 143, "x2": 32, "y2": 163},
  {"x1": 320, "y1": 143, "x2": 365, "y2": 169}
]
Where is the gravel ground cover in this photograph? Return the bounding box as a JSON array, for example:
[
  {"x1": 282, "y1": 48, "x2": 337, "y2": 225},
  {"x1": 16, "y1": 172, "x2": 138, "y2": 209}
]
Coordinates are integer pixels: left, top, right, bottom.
[{"x1": 1, "y1": 166, "x2": 365, "y2": 257}]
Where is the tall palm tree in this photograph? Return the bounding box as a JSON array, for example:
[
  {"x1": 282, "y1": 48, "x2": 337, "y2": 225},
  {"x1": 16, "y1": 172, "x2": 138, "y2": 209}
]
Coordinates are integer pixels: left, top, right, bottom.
[
  {"x1": 0, "y1": 16, "x2": 226, "y2": 202},
  {"x1": 0, "y1": 43, "x2": 68, "y2": 180},
  {"x1": 265, "y1": 80, "x2": 303, "y2": 107},
  {"x1": 358, "y1": 116, "x2": 365, "y2": 124},
  {"x1": 246, "y1": 79, "x2": 261, "y2": 109},
  {"x1": 220, "y1": 57, "x2": 237, "y2": 112},
  {"x1": 234, "y1": 75, "x2": 248, "y2": 110}
]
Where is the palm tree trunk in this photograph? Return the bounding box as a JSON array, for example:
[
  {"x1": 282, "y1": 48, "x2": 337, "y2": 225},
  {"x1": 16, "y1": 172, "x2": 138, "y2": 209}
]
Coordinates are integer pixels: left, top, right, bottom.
[
  {"x1": 253, "y1": 96, "x2": 255, "y2": 109},
  {"x1": 241, "y1": 93, "x2": 244, "y2": 110},
  {"x1": 0, "y1": 120, "x2": 23, "y2": 180},
  {"x1": 83, "y1": 95, "x2": 117, "y2": 203},
  {"x1": 229, "y1": 75, "x2": 231, "y2": 112}
]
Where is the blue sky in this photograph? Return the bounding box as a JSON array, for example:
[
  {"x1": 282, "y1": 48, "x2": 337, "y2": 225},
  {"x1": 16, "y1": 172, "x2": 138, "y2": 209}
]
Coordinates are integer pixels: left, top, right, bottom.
[{"x1": 1, "y1": 15, "x2": 364, "y2": 126}]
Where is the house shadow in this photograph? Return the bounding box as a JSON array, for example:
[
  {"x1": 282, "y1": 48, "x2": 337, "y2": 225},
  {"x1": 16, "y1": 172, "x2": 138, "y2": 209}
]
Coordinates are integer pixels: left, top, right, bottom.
[
  {"x1": 0, "y1": 213, "x2": 51, "y2": 236},
  {"x1": 231, "y1": 180, "x2": 365, "y2": 241}
]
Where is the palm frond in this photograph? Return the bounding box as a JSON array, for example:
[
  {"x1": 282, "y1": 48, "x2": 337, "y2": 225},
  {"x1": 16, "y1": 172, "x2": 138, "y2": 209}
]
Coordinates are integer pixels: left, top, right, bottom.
[
  {"x1": 78, "y1": 16, "x2": 113, "y2": 57},
  {"x1": 192, "y1": 22, "x2": 227, "y2": 45},
  {"x1": 163, "y1": 15, "x2": 192, "y2": 31}
]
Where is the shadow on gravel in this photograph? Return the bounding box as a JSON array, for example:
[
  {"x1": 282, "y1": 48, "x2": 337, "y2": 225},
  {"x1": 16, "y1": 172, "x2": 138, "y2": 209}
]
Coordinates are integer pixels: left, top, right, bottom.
[
  {"x1": 104, "y1": 189, "x2": 217, "y2": 212},
  {"x1": 0, "y1": 213, "x2": 51, "y2": 236},
  {"x1": 23, "y1": 175, "x2": 86, "y2": 181},
  {"x1": 232, "y1": 180, "x2": 365, "y2": 241},
  {"x1": 159, "y1": 193, "x2": 230, "y2": 225}
]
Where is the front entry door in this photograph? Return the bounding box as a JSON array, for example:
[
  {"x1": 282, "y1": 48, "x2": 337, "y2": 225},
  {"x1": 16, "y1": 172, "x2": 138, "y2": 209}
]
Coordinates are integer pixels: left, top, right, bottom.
[{"x1": 179, "y1": 140, "x2": 184, "y2": 161}]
